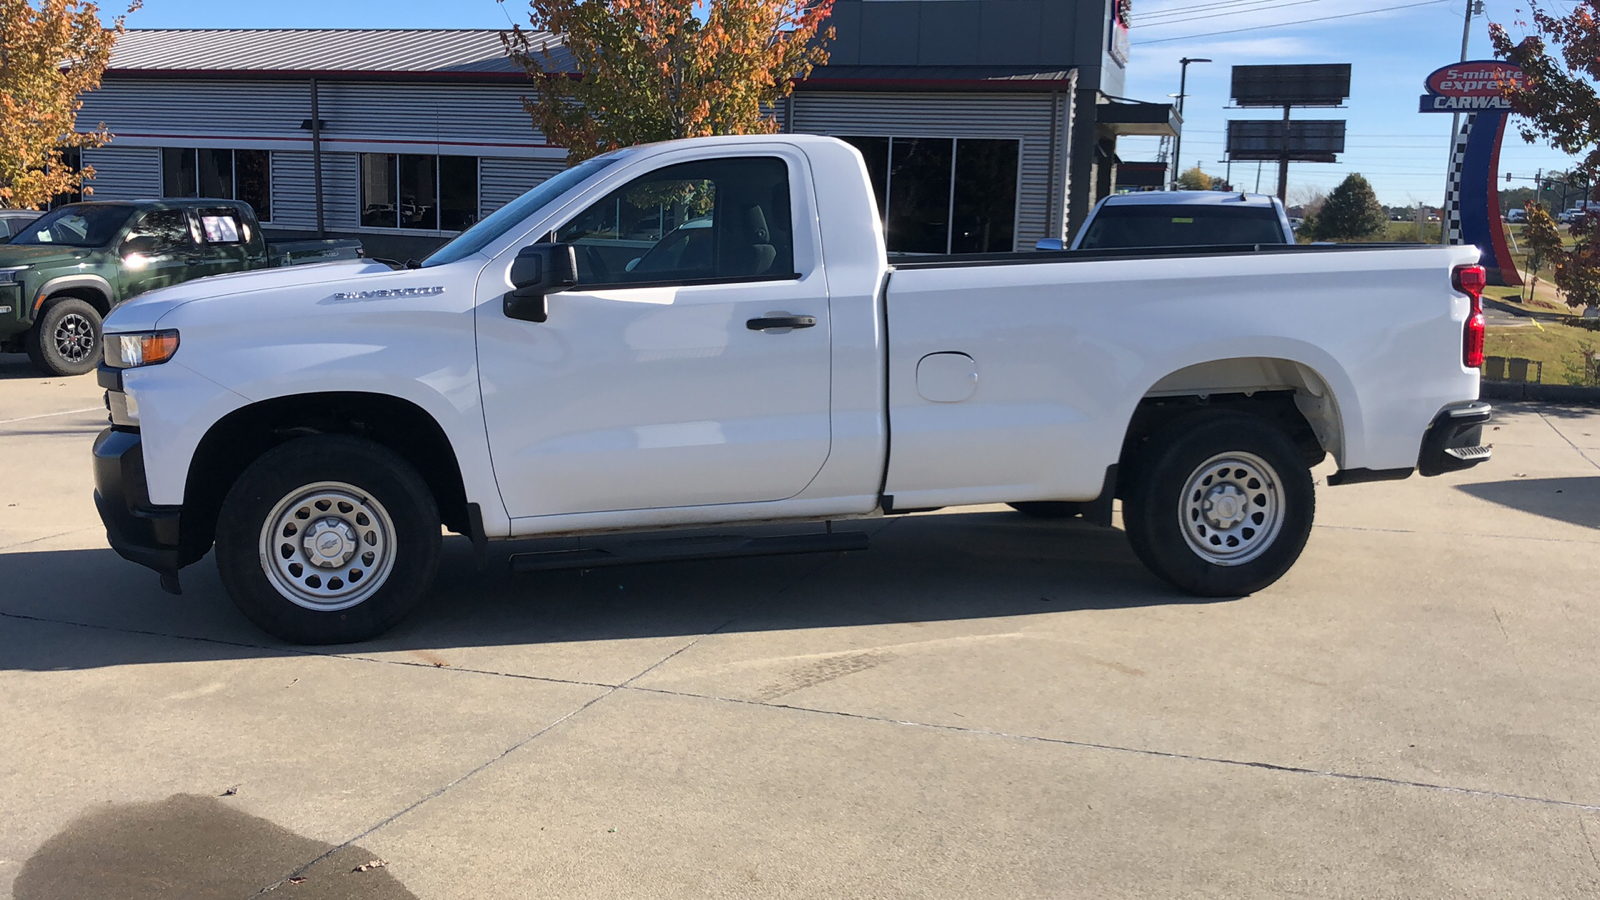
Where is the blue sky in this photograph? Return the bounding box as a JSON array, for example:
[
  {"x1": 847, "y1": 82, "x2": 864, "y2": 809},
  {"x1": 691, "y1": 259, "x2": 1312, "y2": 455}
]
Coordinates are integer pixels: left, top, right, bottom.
[
  {"x1": 1116, "y1": 0, "x2": 1582, "y2": 207},
  {"x1": 125, "y1": 0, "x2": 1584, "y2": 207}
]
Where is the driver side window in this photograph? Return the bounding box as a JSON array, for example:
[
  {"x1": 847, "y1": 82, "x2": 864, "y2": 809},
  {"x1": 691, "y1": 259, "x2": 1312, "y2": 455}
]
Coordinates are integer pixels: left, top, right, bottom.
[
  {"x1": 121, "y1": 209, "x2": 192, "y2": 255},
  {"x1": 554, "y1": 156, "x2": 796, "y2": 288}
]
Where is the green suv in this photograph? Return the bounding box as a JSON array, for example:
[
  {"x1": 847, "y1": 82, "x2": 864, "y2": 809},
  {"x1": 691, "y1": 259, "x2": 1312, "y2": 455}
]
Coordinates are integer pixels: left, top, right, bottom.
[{"x1": 0, "y1": 199, "x2": 360, "y2": 376}]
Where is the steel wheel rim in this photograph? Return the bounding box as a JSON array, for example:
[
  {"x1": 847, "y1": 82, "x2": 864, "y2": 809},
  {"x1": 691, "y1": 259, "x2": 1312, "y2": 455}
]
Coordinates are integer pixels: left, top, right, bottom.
[
  {"x1": 54, "y1": 313, "x2": 96, "y2": 363},
  {"x1": 1178, "y1": 451, "x2": 1285, "y2": 567},
  {"x1": 258, "y1": 481, "x2": 397, "y2": 611}
]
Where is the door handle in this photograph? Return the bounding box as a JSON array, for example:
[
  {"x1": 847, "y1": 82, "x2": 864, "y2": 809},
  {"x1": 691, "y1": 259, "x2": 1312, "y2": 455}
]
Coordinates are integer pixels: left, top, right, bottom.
[
  {"x1": 184, "y1": 258, "x2": 201, "y2": 266},
  {"x1": 746, "y1": 315, "x2": 816, "y2": 331}
]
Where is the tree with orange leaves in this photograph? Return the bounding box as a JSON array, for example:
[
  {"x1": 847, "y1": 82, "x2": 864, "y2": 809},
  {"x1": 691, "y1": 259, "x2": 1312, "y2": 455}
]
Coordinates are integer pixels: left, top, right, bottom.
[
  {"x1": 502, "y1": 0, "x2": 834, "y2": 163},
  {"x1": 0, "y1": 0, "x2": 139, "y2": 209}
]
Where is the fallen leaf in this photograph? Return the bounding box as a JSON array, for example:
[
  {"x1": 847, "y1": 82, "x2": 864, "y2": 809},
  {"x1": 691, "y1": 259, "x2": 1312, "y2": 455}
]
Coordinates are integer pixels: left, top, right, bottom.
[
  {"x1": 352, "y1": 859, "x2": 388, "y2": 873},
  {"x1": 220, "y1": 786, "x2": 238, "y2": 797},
  {"x1": 288, "y1": 876, "x2": 307, "y2": 885}
]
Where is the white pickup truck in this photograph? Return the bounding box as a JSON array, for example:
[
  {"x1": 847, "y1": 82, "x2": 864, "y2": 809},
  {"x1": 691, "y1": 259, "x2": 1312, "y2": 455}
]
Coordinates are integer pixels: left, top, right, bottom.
[{"x1": 92, "y1": 134, "x2": 1493, "y2": 644}]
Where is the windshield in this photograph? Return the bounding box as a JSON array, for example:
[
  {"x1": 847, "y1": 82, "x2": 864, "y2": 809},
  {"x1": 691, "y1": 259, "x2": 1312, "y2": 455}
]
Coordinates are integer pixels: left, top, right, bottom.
[
  {"x1": 421, "y1": 156, "x2": 619, "y2": 267},
  {"x1": 10, "y1": 204, "x2": 135, "y2": 248},
  {"x1": 1078, "y1": 205, "x2": 1287, "y2": 250}
]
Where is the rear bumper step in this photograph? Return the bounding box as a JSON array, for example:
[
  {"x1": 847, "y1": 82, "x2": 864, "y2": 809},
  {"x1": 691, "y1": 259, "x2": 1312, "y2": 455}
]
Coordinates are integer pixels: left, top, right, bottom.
[
  {"x1": 1418, "y1": 401, "x2": 1493, "y2": 476},
  {"x1": 509, "y1": 530, "x2": 869, "y2": 573}
]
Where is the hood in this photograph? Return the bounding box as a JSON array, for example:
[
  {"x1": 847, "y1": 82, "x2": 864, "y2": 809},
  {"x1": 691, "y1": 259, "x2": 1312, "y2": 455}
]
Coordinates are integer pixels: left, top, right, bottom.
[
  {"x1": 0, "y1": 244, "x2": 95, "y2": 268},
  {"x1": 104, "y1": 259, "x2": 397, "y2": 333}
]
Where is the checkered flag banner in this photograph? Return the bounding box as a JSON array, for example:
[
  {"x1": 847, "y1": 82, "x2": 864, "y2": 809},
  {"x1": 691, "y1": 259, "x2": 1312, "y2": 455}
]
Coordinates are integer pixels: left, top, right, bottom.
[{"x1": 1443, "y1": 114, "x2": 1474, "y2": 245}]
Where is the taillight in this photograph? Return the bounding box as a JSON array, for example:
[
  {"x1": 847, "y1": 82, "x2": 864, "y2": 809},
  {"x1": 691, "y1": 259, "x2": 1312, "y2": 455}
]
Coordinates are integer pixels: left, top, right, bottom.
[{"x1": 1455, "y1": 264, "x2": 1486, "y2": 368}]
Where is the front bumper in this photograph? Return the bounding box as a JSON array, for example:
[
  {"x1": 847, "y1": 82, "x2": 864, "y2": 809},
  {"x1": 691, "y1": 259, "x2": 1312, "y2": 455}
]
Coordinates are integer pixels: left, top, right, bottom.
[
  {"x1": 92, "y1": 427, "x2": 184, "y2": 576},
  {"x1": 1417, "y1": 401, "x2": 1493, "y2": 476}
]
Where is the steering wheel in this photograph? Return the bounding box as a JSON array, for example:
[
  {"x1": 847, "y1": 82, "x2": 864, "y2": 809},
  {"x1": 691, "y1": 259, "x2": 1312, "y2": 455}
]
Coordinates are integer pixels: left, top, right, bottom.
[{"x1": 582, "y1": 245, "x2": 612, "y2": 283}]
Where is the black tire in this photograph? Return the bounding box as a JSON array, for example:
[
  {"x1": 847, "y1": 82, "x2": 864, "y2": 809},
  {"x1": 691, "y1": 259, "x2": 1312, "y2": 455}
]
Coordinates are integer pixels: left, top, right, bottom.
[
  {"x1": 1122, "y1": 411, "x2": 1314, "y2": 597},
  {"x1": 26, "y1": 297, "x2": 102, "y2": 376},
  {"x1": 214, "y1": 435, "x2": 441, "y2": 644},
  {"x1": 1008, "y1": 501, "x2": 1081, "y2": 520}
]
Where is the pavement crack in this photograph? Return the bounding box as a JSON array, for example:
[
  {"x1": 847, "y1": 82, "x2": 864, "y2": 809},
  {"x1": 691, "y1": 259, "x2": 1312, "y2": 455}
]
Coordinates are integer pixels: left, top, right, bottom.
[
  {"x1": 0, "y1": 526, "x2": 98, "y2": 552},
  {"x1": 623, "y1": 684, "x2": 1600, "y2": 815},
  {"x1": 255, "y1": 687, "x2": 619, "y2": 896},
  {"x1": 0, "y1": 405, "x2": 103, "y2": 426},
  {"x1": 1535, "y1": 408, "x2": 1600, "y2": 471},
  {"x1": 1317, "y1": 523, "x2": 1600, "y2": 545}
]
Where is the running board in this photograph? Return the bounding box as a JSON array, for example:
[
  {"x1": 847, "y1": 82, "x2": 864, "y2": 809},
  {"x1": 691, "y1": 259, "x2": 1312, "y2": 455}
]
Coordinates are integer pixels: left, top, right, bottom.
[{"x1": 508, "y1": 530, "x2": 869, "y2": 573}]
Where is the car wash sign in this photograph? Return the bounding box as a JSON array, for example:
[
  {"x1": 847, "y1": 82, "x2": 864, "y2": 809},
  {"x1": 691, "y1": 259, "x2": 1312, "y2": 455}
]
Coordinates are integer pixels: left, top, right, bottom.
[{"x1": 1419, "y1": 61, "x2": 1524, "y2": 112}]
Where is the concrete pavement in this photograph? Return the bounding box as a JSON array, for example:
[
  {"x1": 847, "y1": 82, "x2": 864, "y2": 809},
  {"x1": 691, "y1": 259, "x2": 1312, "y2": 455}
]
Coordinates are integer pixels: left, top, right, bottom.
[{"x1": 4, "y1": 351, "x2": 1600, "y2": 898}]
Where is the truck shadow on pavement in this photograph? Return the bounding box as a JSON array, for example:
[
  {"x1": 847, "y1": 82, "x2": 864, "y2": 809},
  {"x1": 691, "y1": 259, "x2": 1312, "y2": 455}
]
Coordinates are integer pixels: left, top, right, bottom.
[
  {"x1": 12, "y1": 793, "x2": 416, "y2": 899},
  {"x1": 1456, "y1": 476, "x2": 1600, "y2": 530},
  {"x1": 0, "y1": 511, "x2": 1215, "y2": 671}
]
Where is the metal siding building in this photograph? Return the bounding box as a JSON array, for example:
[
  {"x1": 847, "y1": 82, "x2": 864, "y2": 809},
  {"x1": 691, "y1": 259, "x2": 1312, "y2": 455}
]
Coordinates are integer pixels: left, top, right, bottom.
[{"x1": 74, "y1": 12, "x2": 1172, "y2": 255}]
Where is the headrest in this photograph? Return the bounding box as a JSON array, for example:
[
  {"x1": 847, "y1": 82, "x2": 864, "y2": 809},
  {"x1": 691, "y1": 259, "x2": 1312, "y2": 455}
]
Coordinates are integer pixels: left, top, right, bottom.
[{"x1": 744, "y1": 205, "x2": 770, "y2": 243}]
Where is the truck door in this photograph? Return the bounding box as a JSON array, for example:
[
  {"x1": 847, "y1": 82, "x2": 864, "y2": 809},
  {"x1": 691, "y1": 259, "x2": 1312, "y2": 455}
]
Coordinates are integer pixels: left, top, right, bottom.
[
  {"x1": 116, "y1": 208, "x2": 199, "y2": 300},
  {"x1": 476, "y1": 152, "x2": 833, "y2": 519}
]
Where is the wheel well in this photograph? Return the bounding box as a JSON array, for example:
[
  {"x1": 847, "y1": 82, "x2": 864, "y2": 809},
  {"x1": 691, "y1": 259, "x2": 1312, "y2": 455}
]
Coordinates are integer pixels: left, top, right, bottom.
[
  {"x1": 42, "y1": 287, "x2": 111, "y2": 317},
  {"x1": 180, "y1": 393, "x2": 470, "y2": 564},
  {"x1": 1118, "y1": 390, "x2": 1329, "y2": 497}
]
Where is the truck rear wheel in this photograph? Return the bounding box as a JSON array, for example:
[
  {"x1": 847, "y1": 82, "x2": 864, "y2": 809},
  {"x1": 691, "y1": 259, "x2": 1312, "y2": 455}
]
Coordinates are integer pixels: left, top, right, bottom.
[
  {"x1": 26, "y1": 297, "x2": 102, "y2": 376},
  {"x1": 1122, "y1": 412, "x2": 1314, "y2": 597},
  {"x1": 214, "y1": 435, "x2": 441, "y2": 644}
]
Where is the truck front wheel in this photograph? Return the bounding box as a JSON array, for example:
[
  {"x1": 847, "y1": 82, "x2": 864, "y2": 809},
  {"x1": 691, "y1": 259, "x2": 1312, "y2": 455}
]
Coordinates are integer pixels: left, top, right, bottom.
[
  {"x1": 26, "y1": 297, "x2": 103, "y2": 376},
  {"x1": 214, "y1": 435, "x2": 442, "y2": 644},
  {"x1": 1122, "y1": 412, "x2": 1314, "y2": 597}
]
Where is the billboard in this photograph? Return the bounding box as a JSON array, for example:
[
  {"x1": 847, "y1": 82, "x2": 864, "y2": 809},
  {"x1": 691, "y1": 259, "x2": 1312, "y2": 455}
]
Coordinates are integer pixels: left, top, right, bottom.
[
  {"x1": 1226, "y1": 120, "x2": 1347, "y2": 163},
  {"x1": 1231, "y1": 64, "x2": 1351, "y2": 108},
  {"x1": 1418, "y1": 60, "x2": 1525, "y2": 112}
]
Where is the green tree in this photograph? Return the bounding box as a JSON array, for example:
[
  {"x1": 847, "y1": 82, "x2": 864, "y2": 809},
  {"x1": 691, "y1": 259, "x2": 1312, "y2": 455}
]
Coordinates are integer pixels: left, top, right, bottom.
[
  {"x1": 1175, "y1": 166, "x2": 1213, "y2": 191},
  {"x1": 502, "y1": 0, "x2": 835, "y2": 163},
  {"x1": 0, "y1": 0, "x2": 139, "y2": 209},
  {"x1": 1307, "y1": 173, "x2": 1387, "y2": 241}
]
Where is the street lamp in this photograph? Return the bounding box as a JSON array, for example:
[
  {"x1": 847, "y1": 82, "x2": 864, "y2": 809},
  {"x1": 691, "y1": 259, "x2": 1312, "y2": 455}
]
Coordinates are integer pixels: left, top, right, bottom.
[{"x1": 1172, "y1": 57, "x2": 1211, "y2": 189}]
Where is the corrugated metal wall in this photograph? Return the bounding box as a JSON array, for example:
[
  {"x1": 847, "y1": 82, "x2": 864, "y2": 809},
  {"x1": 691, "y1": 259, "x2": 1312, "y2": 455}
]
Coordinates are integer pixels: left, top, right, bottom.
[
  {"x1": 480, "y1": 157, "x2": 568, "y2": 218},
  {"x1": 80, "y1": 146, "x2": 161, "y2": 200},
  {"x1": 269, "y1": 151, "x2": 360, "y2": 230},
  {"x1": 317, "y1": 83, "x2": 544, "y2": 145},
  {"x1": 80, "y1": 78, "x2": 550, "y2": 151},
  {"x1": 82, "y1": 80, "x2": 314, "y2": 137},
  {"x1": 791, "y1": 91, "x2": 1068, "y2": 249}
]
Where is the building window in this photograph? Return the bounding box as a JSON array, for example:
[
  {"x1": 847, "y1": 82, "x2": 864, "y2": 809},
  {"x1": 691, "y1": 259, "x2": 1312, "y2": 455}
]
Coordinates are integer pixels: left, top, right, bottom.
[
  {"x1": 360, "y1": 154, "x2": 479, "y2": 232},
  {"x1": 839, "y1": 136, "x2": 1019, "y2": 254},
  {"x1": 161, "y1": 148, "x2": 272, "y2": 221}
]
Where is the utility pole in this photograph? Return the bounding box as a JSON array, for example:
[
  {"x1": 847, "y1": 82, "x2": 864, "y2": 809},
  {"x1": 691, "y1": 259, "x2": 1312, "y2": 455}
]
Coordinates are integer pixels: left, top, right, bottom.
[
  {"x1": 1172, "y1": 57, "x2": 1211, "y2": 189},
  {"x1": 1443, "y1": 1, "x2": 1483, "y2": 228},
  {"x1": 1277, "y1": 103, "x2": 1291, "y2": 203}
]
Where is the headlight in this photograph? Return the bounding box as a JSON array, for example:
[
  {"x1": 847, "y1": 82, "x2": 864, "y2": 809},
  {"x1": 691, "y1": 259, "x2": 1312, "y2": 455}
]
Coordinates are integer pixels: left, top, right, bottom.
[
  {"x1": 104, "y1": 330, "x2": 180, "y2": 369},
  {"x1": 0, "y1": 267, "x2": 27, "y2": 285}
]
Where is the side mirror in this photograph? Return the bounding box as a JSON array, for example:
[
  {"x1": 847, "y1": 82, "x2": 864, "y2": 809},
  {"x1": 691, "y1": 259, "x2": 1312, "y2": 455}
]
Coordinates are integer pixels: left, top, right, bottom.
[
  {"x1": 121, "y1": 235, "x2": 161, "y2": 256},
  {"x1": 505, "y1": 243, "x2": 579, "y2": 323}
]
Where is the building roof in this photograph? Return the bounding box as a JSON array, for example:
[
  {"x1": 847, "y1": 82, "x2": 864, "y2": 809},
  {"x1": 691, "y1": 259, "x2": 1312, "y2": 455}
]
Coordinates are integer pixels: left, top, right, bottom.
[
  {"x1": 109, "y1": 29, "x2": 569, "y2": 80},
  {"x1": 107, "y1": 31, "x2": 1075, "y2": 92}
]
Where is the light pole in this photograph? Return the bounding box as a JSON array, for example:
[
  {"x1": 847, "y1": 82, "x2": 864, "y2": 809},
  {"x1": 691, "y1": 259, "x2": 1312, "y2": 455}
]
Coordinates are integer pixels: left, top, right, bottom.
[{"x1": 1172, "y1": 57, "x2": 1211, "y2": 189}]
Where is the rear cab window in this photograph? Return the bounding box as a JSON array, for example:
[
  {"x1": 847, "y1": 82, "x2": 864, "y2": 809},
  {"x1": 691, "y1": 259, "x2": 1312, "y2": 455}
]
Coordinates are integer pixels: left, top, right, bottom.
[{"x1": 1078, "y1": 205, "x2": 1288, "y2": 250}]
